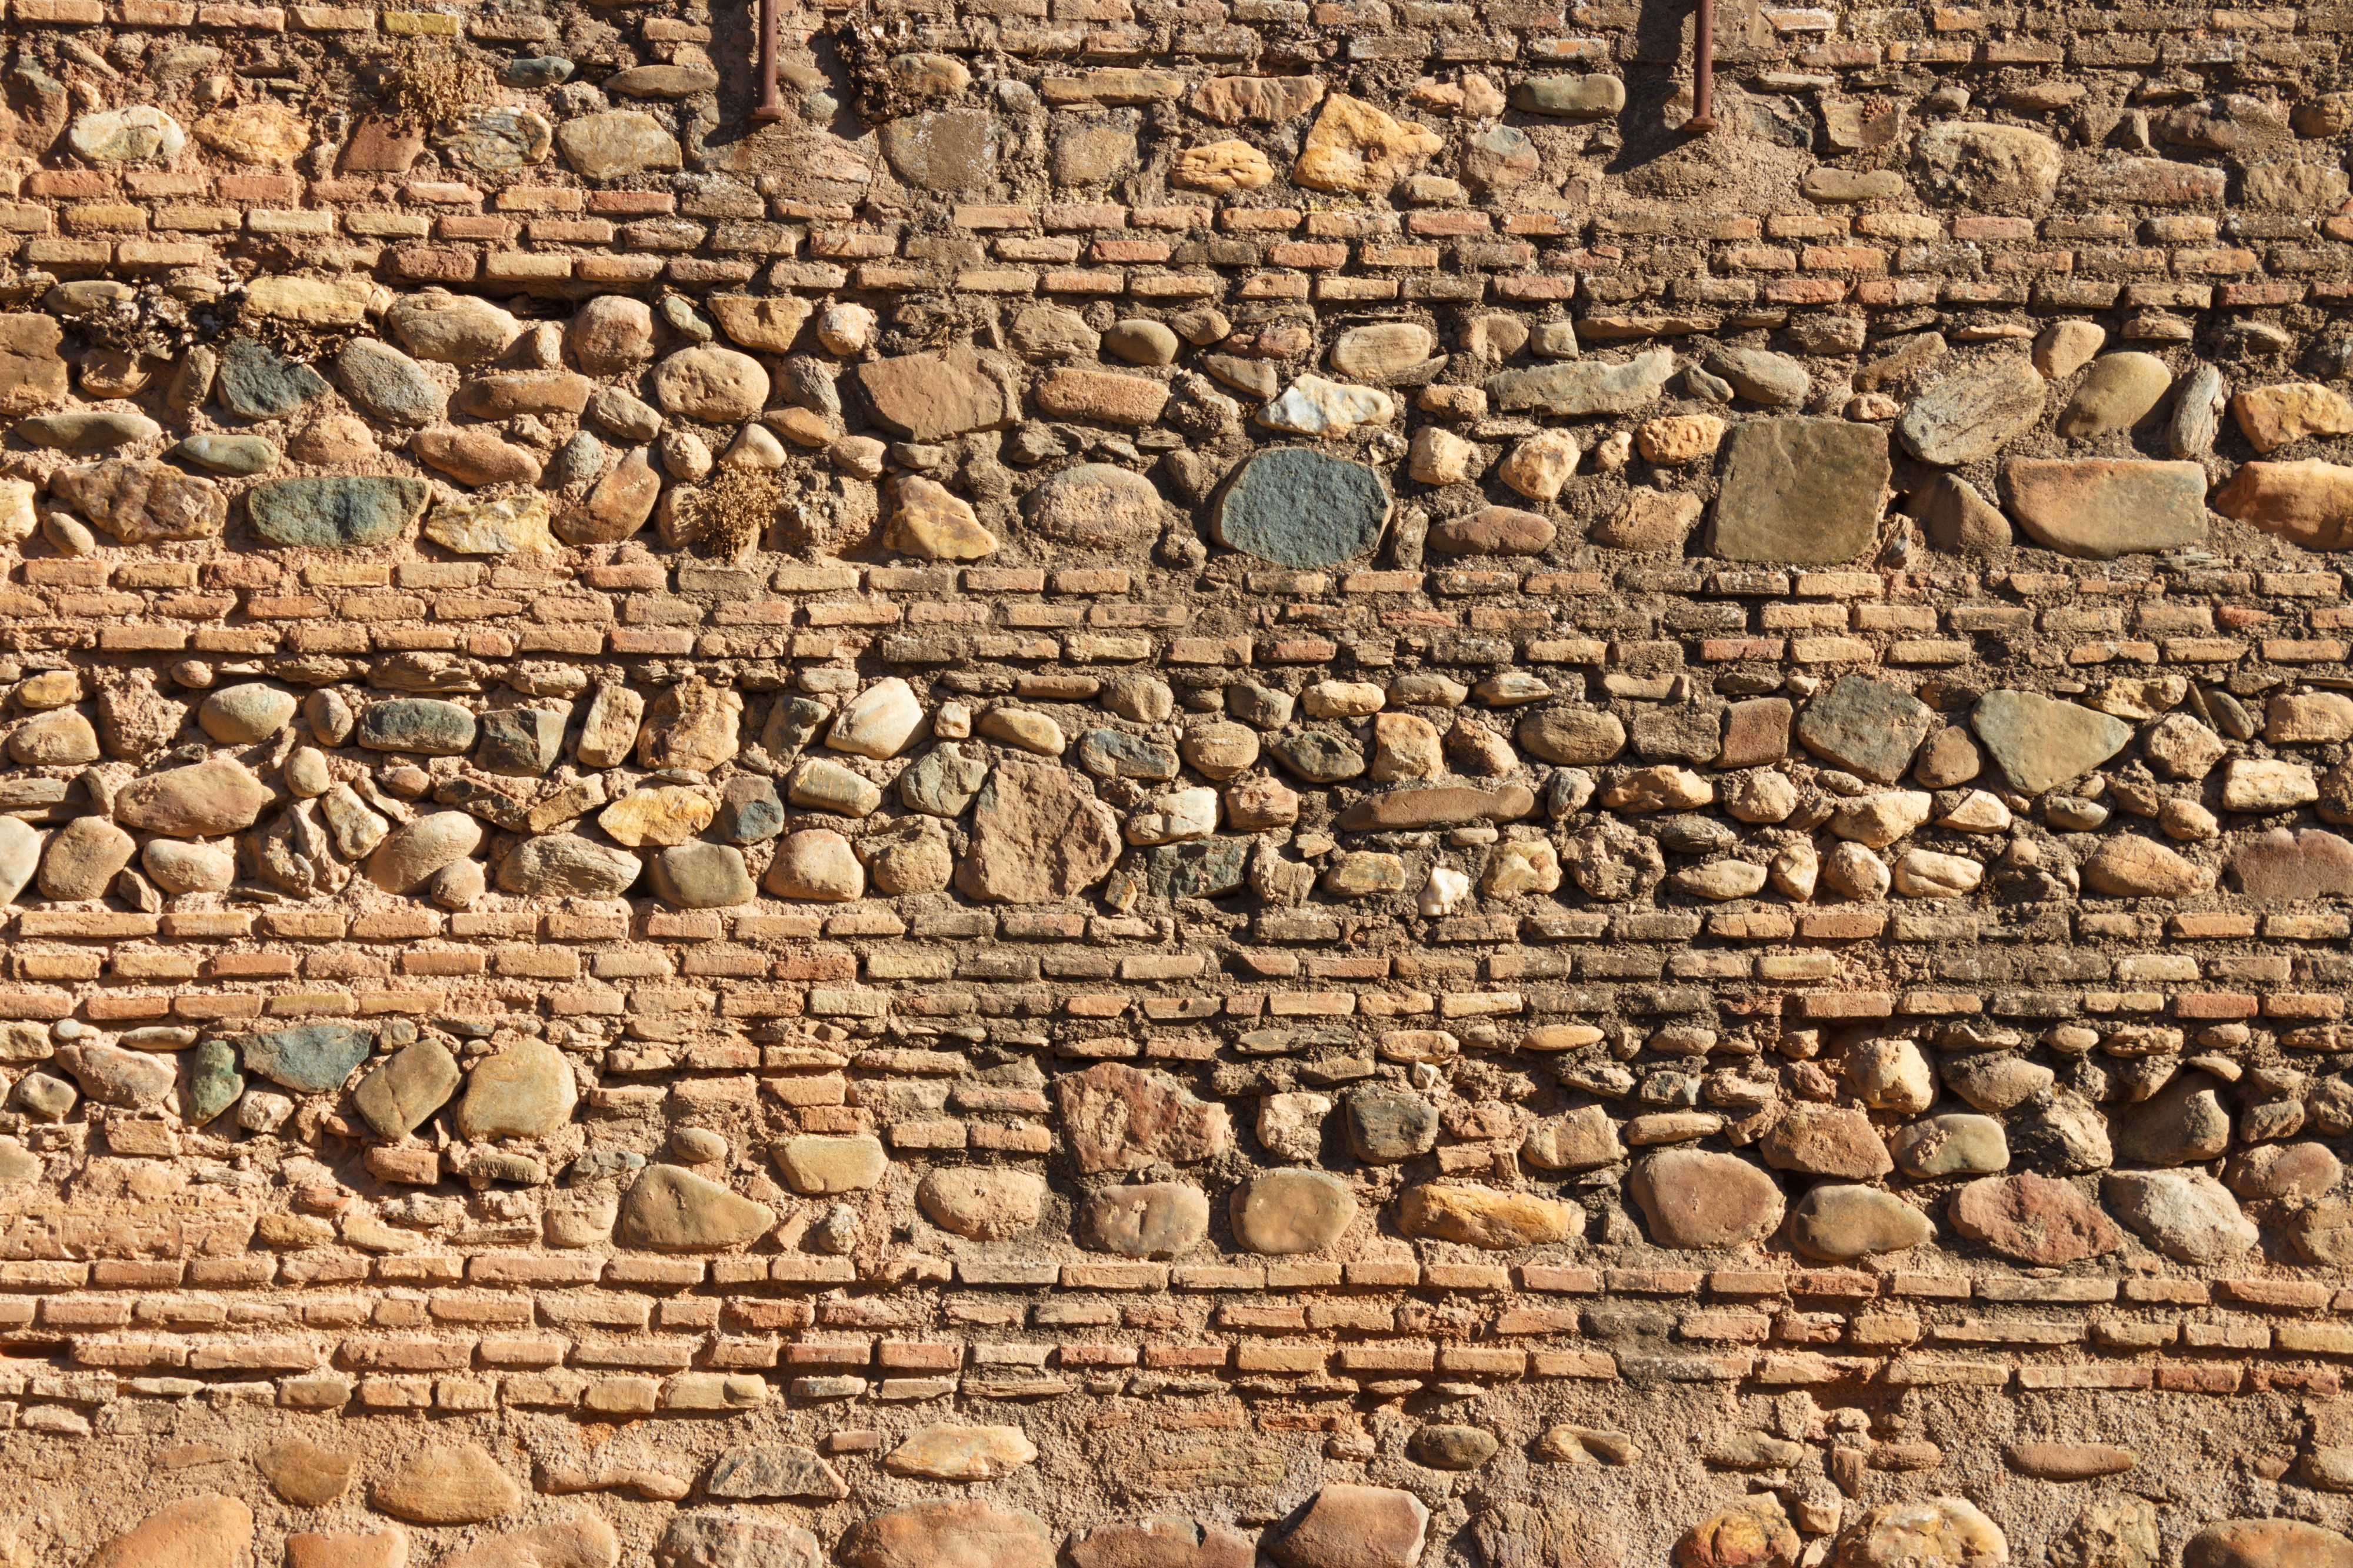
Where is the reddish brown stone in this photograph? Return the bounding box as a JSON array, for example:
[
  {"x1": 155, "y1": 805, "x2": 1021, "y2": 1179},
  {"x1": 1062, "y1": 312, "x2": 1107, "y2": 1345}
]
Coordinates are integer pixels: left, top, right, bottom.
[
  {"x1": 954, "y1": 760, "x2": 1121, "y2": 903},
  {"x1": 1718, "y1": 698, "x2": 1792, "y2": 769},
  {"x1": 1428, "y1": 505, "x2": 1557, "y2": 555},
  {"x1": 1056, "y1": 1062, "x2": 1232, "y2": 1175},
  {"x1": 1269, "y1": 1486, "x2": 1429, "y2": 1568},
  {"x1": 2227, "y1": 828, "x2": 2353, "y2": 899},
  {"x1": 1335, "y1": 783, "x2": 1535, "y2": 830},
  {"x1": 1948, "y1": 1173, "x2": 2122, "y2": 1265}
]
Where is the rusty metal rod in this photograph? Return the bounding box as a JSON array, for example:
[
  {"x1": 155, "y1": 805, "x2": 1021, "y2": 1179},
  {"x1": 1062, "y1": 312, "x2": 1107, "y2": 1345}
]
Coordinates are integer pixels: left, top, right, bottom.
[
  {"x1": 1682, "y1": 0, "x2": 1717, "y2": 134},
  {"x1": 752, "y1": 0, "x2": 786, "y2": 122}
]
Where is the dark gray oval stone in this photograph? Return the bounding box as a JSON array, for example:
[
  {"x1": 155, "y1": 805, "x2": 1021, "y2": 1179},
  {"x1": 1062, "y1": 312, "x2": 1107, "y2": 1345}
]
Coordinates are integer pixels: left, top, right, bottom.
[{"x1": 1211, "y1": 447, "x2": 1392, "y2": 568}]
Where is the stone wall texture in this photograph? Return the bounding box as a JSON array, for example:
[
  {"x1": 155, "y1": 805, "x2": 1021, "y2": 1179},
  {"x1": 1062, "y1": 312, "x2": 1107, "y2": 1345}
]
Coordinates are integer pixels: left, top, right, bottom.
[{"x1": 9, "y1": 0, "x2": 2353, "y2": 1563}]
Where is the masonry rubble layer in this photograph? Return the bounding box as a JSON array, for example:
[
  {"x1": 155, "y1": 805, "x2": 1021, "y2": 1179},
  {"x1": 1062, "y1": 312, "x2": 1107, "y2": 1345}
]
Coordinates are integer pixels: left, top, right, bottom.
[{"x1": 7, "y1": 0, "x2": 2353, "y2": 1563}]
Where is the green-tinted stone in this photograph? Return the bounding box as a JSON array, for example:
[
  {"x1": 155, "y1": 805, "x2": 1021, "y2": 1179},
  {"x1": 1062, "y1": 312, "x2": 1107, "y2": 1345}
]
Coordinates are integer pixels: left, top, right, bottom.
[
  {"x1": 475, "y1": 708, "x2": 566, "y2": 776},
  {"x1": 184, "y1": 1038, "x2": 244, "y2": 1123},
  {"x1": 218, "y1": 336, "x2": 329, "y2": 419},
  {"x1": 248, "y1": 476, "x2": 431, "y2": 549},
  {"x1": 352, "y1": 1040, "x2": 462, "y2": 1140},
  {"x1": 1267, "y1": 730, "x2": 1367, "y2": 783},
  {"x1": 359, "y1": 698, "x2": 478, "y2": 755},
  {"x1": 1143, "y1": 838, "x2": 1251, "y2": 899},
  {"x1": 14, "y1": 411, "x2": 162, "y2": 451},
  {"x1": 171, "y1": 433, "x2": 280, "y2": 475},
  {"x1": 242, "y1": 1022, "x2": 373, "y2": 1093},
  {"x1": 1211, "y1": 447, "x2": 1392, "y2": 568}
]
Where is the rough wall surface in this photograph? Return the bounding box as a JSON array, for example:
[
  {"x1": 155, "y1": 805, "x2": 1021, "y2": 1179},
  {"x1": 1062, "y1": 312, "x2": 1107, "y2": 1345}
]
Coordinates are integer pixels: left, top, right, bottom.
[{"x1": 9, "y1": 0, "x2": 2353, "y2": 1564}]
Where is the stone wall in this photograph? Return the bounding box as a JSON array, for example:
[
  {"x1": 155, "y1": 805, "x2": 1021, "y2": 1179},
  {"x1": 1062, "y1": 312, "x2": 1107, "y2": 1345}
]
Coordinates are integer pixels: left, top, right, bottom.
[{"x1": 5, "y1": 0, "x2": 2353, "y2": 1563}]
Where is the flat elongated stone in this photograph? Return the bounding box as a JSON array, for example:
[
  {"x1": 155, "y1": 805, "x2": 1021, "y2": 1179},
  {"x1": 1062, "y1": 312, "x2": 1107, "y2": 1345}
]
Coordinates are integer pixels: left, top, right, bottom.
[
  {"x1": 2212, "y1": 458, "x2": 2353, "y2": 550},
  {"x1": 2229, "y1": 828, "x2": 2353, "y2": 897},
  {"x1": 775, "y1": 1134, "x2": 888, "y2": 1195},
  {"x1": 1898, "y1": 356, "x2": 2045, "y2": 465},
  {"x1": 1334, "y1": 783, "x2": 1534, "y2": 830},
  {"x1": 2005, "y1": 1443, "x2": 2135, "y2": 1482},
  {"x1": 1072, "y1": 1519, "x2": 1258, "y2": 1568},
  {"x1": 15, "y1": 411, "x2": 161, "y2": 450},
  {"x1": 2185, "y1": 1523, "x2": 2353, "y2": 1568},
  {"x1": 1789, "y1": 1185, "x2": 1932, "y2": 1261},
  {"x1": 1398, "y1": 1183, "x2": 1577, "y2": 1248},
  {"x1": 2001, "y1": 459, "x2": 2209, "y2": 558},
  {"x1": 843, "y1": 1502, "x2": 1055, "y2": 1568},
  {"x1": 556, "y1": 110, "x2": 681, "y2": 178},
  {"x1": 52, "y1": 459, "x2": 227, "y2": 543},
  {"x1": 249, "y1": 476, "x2": 431, "y2": 549},
  {"x1": 441, "y1": 1520, "x2": 621, "y2": 1568},
  {"x1": 658, "y1": 1513, "x2": 821, "y2": 1568},
  {"x1": 917, "y1": 1168, "x2": 1045, "y2": 1239},
  {"x1": 705, "y1": 1446, "x2": 848, "y2": 1502},
  {"x1": 2234, "y1": 382, "x2": 2353, "y2": 453},
  {"x1": 1486, "y1": 349, "x2": 1674, "y2": 416},
  {"x1": 885, "y1": 1425, "x2": 1039, "y2": 1481},
  {"x1": 1711, "y1": 418, "x2": 1891, "y2": 565},
  {"x1": 1970, "y1": 690, "x2": 2132, "y2": 795},
  {"x1": 1027, "y1": 462, "x2": 1165, "y2": 548}
]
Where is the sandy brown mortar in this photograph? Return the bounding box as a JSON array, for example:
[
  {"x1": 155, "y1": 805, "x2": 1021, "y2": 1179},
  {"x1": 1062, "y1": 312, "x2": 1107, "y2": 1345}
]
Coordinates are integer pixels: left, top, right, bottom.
[{"x1": 5, "y1": 0, "x2": 2353, "y2": 1563}]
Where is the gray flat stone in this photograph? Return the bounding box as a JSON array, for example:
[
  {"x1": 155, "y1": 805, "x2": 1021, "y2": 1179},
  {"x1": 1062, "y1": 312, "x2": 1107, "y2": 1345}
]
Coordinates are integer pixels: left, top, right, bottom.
[
  {"x1": 1795, "y1": 675, "x2": 1936, "y2": 784},
  {"x1": 1485, "y1": 349, "x2": 1674, "y2": 416},
  {"x1": 248, "y1": 476, "x2": 431, "y2": 549},
  {"x1": 1971, "y1": 690, "x2": 2134, "y2": 795},
  {"x1": 1211, "y1": 447, "x2": 1392, "y2": 568},
  {"x1": 1710, "y1": 418, "x2": 1891, "y2": 565},
  {"x1": 242, "y1": 1023, "x2": 373, "y2": 1093},
  {"x1": 1897, "y1": 355, "x2": 2046, "y2": 465},
  {"x1": 218, "y1": 337, "x2": 328, "y2": 420}
]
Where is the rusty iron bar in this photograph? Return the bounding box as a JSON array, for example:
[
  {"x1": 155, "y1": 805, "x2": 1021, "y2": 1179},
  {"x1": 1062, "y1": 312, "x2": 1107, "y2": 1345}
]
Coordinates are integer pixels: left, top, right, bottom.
[
  {"x1": 1682, "y1": 0, "x2": 1717, "y2": 134},
  {"x1": 752, "y1": 0, "x2": 786, "y2": 121}
]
